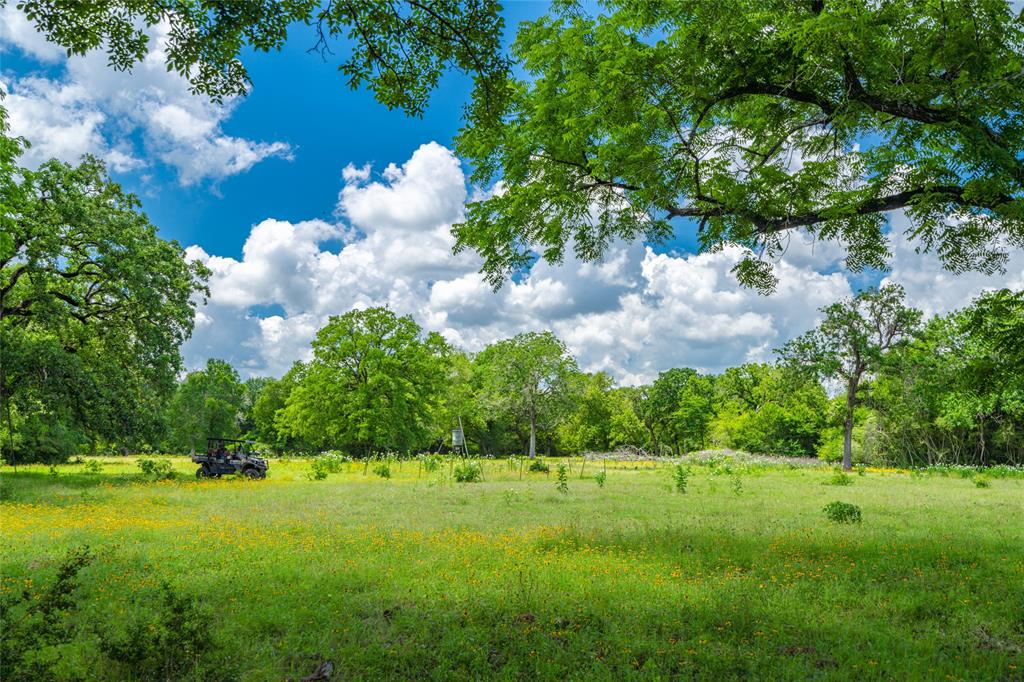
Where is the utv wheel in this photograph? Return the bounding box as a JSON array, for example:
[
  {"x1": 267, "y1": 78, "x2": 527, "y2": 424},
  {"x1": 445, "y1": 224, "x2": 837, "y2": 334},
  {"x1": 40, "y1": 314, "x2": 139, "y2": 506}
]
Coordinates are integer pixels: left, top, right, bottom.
[
  {"x1": 243, "y1": 468, "x2": 260, "y2": 480},
  {"x1": 196, "y1": 467, "x2": 208, "y2": 479}
]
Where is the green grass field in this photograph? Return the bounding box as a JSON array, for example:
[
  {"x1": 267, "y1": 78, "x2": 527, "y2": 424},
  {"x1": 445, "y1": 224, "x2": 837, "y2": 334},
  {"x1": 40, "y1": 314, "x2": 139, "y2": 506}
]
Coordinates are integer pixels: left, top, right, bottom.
[{"x1": 2, "y1": 456, "x2": 1023, "y2": 681}]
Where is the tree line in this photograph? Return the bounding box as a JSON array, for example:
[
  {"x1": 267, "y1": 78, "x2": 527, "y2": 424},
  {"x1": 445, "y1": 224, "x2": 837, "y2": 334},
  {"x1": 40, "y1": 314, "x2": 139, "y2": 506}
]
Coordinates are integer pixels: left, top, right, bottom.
[
  {"x1": 14, "y1": 289, "x2": 1020, "y2": 470},
  {"x1": 182, "y1": 287, "x2": 1022, "y2": 470}
]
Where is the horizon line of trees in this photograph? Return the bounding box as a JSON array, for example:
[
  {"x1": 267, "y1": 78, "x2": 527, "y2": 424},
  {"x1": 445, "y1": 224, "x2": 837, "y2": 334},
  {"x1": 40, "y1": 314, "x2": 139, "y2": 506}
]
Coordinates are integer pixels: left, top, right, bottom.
[{"x1": 9, "y1": 285, "x2": 1018, "y2": 470}]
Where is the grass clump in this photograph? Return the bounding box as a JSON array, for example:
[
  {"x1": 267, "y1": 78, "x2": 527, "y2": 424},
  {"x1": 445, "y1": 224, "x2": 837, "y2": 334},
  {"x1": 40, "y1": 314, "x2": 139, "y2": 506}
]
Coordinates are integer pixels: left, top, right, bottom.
[
  {"x1": 823, "y1": 500, "x2": 862, "y2": 524},
  {"x1": 828, "y1": 471, "x2": 853, "y2": 486}
]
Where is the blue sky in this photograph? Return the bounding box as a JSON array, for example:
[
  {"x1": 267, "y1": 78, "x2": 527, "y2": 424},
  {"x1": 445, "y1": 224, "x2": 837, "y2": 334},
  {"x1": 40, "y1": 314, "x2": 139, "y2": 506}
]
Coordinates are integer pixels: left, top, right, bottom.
[
  {"x1": 1, "y1": 3, "x2": 1020, "y2": 382},
  {"x1": 2, "y1": 3, "x2": 552, "y2": 257}
]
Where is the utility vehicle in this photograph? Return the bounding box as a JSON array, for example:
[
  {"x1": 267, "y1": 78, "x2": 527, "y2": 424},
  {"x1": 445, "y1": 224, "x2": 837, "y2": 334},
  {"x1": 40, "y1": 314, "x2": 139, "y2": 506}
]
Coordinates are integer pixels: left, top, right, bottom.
[{"x1": 192, "y1": 438, "x2": 268, "y2": 479}]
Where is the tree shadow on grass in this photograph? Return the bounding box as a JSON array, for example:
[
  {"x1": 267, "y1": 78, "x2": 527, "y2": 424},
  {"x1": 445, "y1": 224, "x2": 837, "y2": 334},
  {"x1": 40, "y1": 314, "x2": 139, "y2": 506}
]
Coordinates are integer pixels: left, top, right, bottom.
[{"x1": 0, "y1": 469, "x2": 150, "y2": 503}]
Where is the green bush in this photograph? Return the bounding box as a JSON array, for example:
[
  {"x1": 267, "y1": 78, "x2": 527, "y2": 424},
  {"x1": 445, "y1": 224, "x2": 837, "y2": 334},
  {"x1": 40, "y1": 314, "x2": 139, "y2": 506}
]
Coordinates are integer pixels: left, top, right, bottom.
[
  {"x1": 974, "y1": 476, "x2": 991, "y2": 488},
  {"x1": 320, "y1": 452, "x2": 351, "y2": 471},
  {"x1": 137, "y1": 458, "x2": 175, "y2": 481},
  {"x1": 5, "y1": 416, "x2": 84, "y2": 465},
  {"x1": 528, "y1": 459, "x2": 550, "y2": 474},
  {"x1": 594, "y1": 470, "x2": 607, "y2": 488},
  {"x1": 97, "y1": 582, "x2": 236, "y2": 681},
  {"x1": 827, "y1": 471, "x2": 853, "y2": 486},
  {"x1": 0, "y1": 546, "x2": 94, "y2": 681},
  {"x1": 307, "y1": 458, "x2": 329, "y2": 480},
  {"x1": 556, "y1": 463, "x2": 569, "y2": 494},
  {"x1": 453, "y1": 461, "x2": 482, "y2": 483},
  {"x1": 308, "y1": 452, "x2": 351, "y2": 480},
  {"x1": 823, "y1": 501, "x2": 862, "y2": 524},
  {"x1": 373, "y1": 462, "x2": 392, "y2": 479}
]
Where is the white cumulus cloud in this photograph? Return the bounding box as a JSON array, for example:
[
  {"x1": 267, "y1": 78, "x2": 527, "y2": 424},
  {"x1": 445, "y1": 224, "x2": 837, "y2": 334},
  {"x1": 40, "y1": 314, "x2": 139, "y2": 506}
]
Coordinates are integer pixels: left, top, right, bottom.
[
  {"x1": 177, "y1": 142, "x2": 1023, "y2": 385},
  {"x1": 0, "y1": 11, "x2": 290, "y2": 184}
]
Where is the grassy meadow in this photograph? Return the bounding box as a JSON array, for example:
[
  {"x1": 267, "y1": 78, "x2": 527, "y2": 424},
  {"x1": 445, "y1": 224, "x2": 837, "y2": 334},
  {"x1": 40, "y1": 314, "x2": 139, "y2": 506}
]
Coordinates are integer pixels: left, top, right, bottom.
[{"x1": 2, "y1": 455, "x2": 1023, "y2": 681}]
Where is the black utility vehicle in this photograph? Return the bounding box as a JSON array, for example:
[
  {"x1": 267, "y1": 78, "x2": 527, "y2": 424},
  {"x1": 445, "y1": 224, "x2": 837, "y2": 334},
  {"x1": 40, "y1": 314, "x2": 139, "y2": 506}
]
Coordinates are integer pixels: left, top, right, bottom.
[{"x1": 192, "y1": 438, "x2": 268, "y2": 479}]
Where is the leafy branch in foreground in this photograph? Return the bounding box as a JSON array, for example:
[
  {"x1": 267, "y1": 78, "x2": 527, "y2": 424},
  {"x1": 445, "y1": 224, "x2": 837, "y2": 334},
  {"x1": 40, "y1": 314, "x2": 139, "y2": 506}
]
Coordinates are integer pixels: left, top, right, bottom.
[
  {"x1": 14, "y1": 0, "x2": 508, "y2": 118},
  {"x1": 455, "y1": 0, "x2": 1024, "y2": 291}
]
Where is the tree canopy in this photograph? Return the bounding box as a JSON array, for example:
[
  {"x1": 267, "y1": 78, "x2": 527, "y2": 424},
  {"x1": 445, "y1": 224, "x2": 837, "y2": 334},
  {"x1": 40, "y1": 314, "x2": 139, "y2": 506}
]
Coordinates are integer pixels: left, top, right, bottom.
[
  {"x1": 278, "y1": 307, "x2": 450, "y2": 455},
  {"x1": 14, "y1": 0, "x2": 508, "y2": 117},
  {"x1": 0, "y1": 112, "x2": 208, "y2": 461},
  {"x1": 781, "y1": 284, "x2": 920, "y2": 469},
  {"x1": 474, "y1": 331, "x2": 578, "y2": 458},
  {"x1": 454, "y1": 0, "x2": 1024, "y2": 291},
  {"x1": 164, "y1": 359, "x2": 245, "y2": 452},
  {"x1": 11, "y1": 1, "x2": 1024, "y2": 291}
]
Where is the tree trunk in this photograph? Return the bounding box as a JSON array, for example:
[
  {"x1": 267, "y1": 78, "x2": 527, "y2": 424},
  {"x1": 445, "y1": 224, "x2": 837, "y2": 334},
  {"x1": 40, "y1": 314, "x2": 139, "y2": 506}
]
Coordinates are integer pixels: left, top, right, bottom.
[
  {"x1": 528, "y1": 407, "x2": 537, "y2": 459},
  {"x1": 842, "y1": 378, "x2": 858, "y2": 471}
]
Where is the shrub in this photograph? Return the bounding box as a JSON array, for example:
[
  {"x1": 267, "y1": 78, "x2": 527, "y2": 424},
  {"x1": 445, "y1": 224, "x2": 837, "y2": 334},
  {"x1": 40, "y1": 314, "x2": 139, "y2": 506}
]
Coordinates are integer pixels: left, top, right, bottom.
[
  {"x1": 974, "y1": 476, "x2": 991, "y2": 488},
  {"x1": 373, "y1": 462, "x2": 392, "y2": 479},
  {"x1": 85, "y1": 459, "x2": 103, "y2": 474},
  {"x1": 320, "y1": 452, "x2": 351, "y2": 472},
  {"x1": 594, "y1": 470, "x2": 607, "y2": 488},
  {"x1": 137, "y1": 458, "x2": 175, "y2": 481},
  {"x1": 0, "y1": 546, "x2": 93, "y2": 681},
  {"x1": 6, "y1": 416, "x2": 83, "y2": 464},
  {"x1": 97, "y1": 582, "x2": 236, "y2": 681},
  {"x1": 528, "y1": 459, "x2": 550, "y2": 474},
  {"x1": 453, "y1": 461, "x2": 482, "y2": 483},
  {"x1": 672, "y1": 464, "x2": 690, "y2": 493},
  {"x1": 823, "y1": 501, "x2": 862, "y2": 524},
  {"x1": 828, "y1": 471, "x2": 853, "y2": 486},
  {"x1": 308, "y1": 452, "x2": 350, "y2": 480},
  {"x1": 556, "y1": 463, "x2": 569, "y2": 494},
  {"x1": 307, "y1": 458, "x2": 329, "y2": 480},
  {"x1": 0, "y1": 547, "x2": 236, "y2": 681}
]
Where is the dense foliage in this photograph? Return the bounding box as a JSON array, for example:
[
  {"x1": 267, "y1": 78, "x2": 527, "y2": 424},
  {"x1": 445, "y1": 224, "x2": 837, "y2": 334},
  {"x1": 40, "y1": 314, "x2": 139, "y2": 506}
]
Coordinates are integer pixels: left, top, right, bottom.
[
  {"x1": 277, "y1": 308, "x2": 451, "y2": 455},
  {"x1": 14, "y1": 0, "x2": 508, "y2": 117},
  {"x1": 455, "y1": 0, "x2": 1024, "y2": 291},
  {"x1": 0, "y1": 112, "x2": 208, "y2": 463},
  {"x1": 106, "y1": 287, "x2": 1018, "y2": 468}
]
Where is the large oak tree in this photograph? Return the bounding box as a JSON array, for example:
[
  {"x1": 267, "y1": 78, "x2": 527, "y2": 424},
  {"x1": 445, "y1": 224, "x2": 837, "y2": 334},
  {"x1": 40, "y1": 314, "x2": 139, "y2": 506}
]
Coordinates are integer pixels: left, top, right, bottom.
[
  {"x1": 277, "y1": 307, "x2": 450, "y2": 455},
  {"x1": 0, "y1": 113, "x2": 209, "y2": 460}
]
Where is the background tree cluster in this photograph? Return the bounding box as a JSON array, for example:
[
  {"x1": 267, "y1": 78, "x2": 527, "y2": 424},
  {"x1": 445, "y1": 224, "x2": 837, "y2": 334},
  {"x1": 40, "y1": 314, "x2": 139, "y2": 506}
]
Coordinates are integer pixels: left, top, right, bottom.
[{"x1": 149, "y1": 287, "x2": 1023, "y2": 469}]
